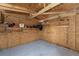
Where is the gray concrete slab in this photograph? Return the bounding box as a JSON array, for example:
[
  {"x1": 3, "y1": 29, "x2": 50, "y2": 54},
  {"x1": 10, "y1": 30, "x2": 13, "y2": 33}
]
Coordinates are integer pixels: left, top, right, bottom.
[{"x1": 0, "y1": 39, "x2": 79, "y2": 56}]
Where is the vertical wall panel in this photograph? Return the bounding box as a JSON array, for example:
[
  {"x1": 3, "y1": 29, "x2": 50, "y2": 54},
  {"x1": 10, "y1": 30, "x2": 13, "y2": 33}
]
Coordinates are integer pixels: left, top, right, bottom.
[
  {"x1": 7, "y1": 32, "x2": 20, "y2": 48},
  {"x1": 0, "y1": 33, "x2": 8, "y2": 48},
  {"x1": 0, "y1": 12, "x2": 39, "y2": 48},
  {"x1": 42, "y1": 25, "x2": 68, "y2": 47},
  {"x1": 67, "y1": 16, "x2": 76, "y2": 50},
  {"x1": 75, "y1": 14, "x2": 79, "y2": 51}
]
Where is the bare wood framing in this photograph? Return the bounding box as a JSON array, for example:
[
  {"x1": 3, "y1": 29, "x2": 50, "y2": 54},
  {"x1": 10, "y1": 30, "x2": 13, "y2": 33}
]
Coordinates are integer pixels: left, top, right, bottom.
[
  {"x1": 39, "y1": 12, "x2": 76, "y2": 22},
  {"x1": 0, "y1": 4, "x2": 29, "y2": 13},
  {"x1": 31, "y1": 3, "x2": 60, "y2": 18}
]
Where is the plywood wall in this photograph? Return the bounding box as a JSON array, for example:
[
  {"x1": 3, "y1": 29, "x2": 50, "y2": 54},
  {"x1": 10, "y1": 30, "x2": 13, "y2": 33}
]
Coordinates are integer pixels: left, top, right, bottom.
[
  {"x1": 7, "y1": 29, "x2": 39, "y2": 48},
  {"x1": 42, "y1": 25, "x2": 68, "y2": 47},
  {"x1": 5, "y1": 13, "x2": 38, "y2": 26},
  {"x1": 41, "y1": 14, "x2": 79, "y2": 52},
  {"x1": 0, "y1": 33, "x2": 8, "y2": 48},
  {"x1": 41, "y1": 15, "x2": 77, "y2": 51},
  {"x1": 41, "y1": 17, "x2": 69, "y2": 47},
  {"x1": 67, "y1": 16, "x2": 76, "y2": 50},
  {"x1": 0, "y1": 29, "x2": 39, "y2": 48},
  {"x1": 75, "y1": 14, "x2": 79, "y2": 51},
  {"x1": 0, "y1": 13, "x2": 39, "y2": 48}
]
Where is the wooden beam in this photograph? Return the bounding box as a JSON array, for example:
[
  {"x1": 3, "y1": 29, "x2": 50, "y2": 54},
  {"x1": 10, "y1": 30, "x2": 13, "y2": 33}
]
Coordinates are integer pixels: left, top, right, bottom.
[
  {"x1": 39, "y1": 12, "x2": 76, "y2": 22},
  {"x1": 0, "y1": 4, "x2": 29, "y2": 14},
  {"x1": 31, "y1": 12, "x2": 63, "y2": 15},
  {"x1": 40, "y1": 12, "x2": 64, "y2": 14},
  {"x1": 42, "y1": 9, "x2": 78, "y2": 15},
  {"x1": 32, "y1": 9, "x2": 78, "y2": 15},
  {"x1": 31, "y1": 3, "x2": 60, "y2": 18}
]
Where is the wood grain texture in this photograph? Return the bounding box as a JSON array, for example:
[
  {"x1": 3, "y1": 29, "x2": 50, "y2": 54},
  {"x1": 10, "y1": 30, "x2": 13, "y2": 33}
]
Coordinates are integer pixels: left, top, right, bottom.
[
  {"x1": 0, "y1": 12, "x2": 39, "y2": 48},
  {"x1": 0, "y1": 33, "x2": 8, "y2": 48},
  {"x1": 67, "y1": 16, "x2": 76, "y2": 50},
  {"x1": 75, "y1": 14, "x2": 79, "y2": 51},
  {"x1": 41, "y1": 17, "x2": 69, "y2": 47}
]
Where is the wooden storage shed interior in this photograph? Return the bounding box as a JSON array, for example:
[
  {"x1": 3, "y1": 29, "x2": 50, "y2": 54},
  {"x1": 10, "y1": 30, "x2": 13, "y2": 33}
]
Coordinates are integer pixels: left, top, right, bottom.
[{"x1": 0, "y1": 3, "x2": 79, "y2": 56}]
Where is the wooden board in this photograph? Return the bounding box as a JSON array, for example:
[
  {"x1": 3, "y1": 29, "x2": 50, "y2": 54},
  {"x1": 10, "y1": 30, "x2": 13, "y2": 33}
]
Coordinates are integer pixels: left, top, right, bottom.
[
  {"x1": 20, "y1": 29, "x2": 39, "y2": 44},
  {"x1": 7, "y1": 32, "x2": 20, "y2": 48},
  {"x1": 42, "y1": 25, "x2": 68, "y2": 47},
  {"x1": 0, "y1": 12, "x2": 39, "y2": 48},
  {"x1": 0, "y1": 33, "x2": 8, "y2": 48},
  {"x1": 75, "y1": 14, "x2": 79, "y2": 51},
  {"x1": 67, "y1": 16, "x2": 76, "y2": 50}
]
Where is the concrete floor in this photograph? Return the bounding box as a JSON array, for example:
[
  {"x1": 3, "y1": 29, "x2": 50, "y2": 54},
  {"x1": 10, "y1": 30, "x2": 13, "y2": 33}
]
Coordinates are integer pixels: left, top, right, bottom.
[{"x1": 0, "y1": 40, "x2": 79, "y2": 56}]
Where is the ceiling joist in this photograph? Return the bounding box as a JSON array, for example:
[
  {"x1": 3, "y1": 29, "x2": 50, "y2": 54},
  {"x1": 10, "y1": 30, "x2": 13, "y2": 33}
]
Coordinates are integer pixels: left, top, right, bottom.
[
  {"x1": 31, "y1": 3, "x2": 60, "y2": 18},
  {"x1": 39, "y1": 12, "x2": 76, "y2": 22},
  {"x1": 0, "y1": 4, "x2": 29, "y2": 14},
  {"x1": 32, "y1": 9, "x2": 79, "y2": 15},
  {"x1": 32, "y1": 12, "x2": 64, "y2": 15}
]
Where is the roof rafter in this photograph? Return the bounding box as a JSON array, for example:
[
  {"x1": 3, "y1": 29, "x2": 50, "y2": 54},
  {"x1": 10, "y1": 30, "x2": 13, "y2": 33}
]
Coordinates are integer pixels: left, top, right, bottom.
[
  {"x1": 31, "y1": 3, "x2": 60, "y2": 18},
  {"x1": 0, "y1": 3, "x2": 29, "y2": 14}
]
